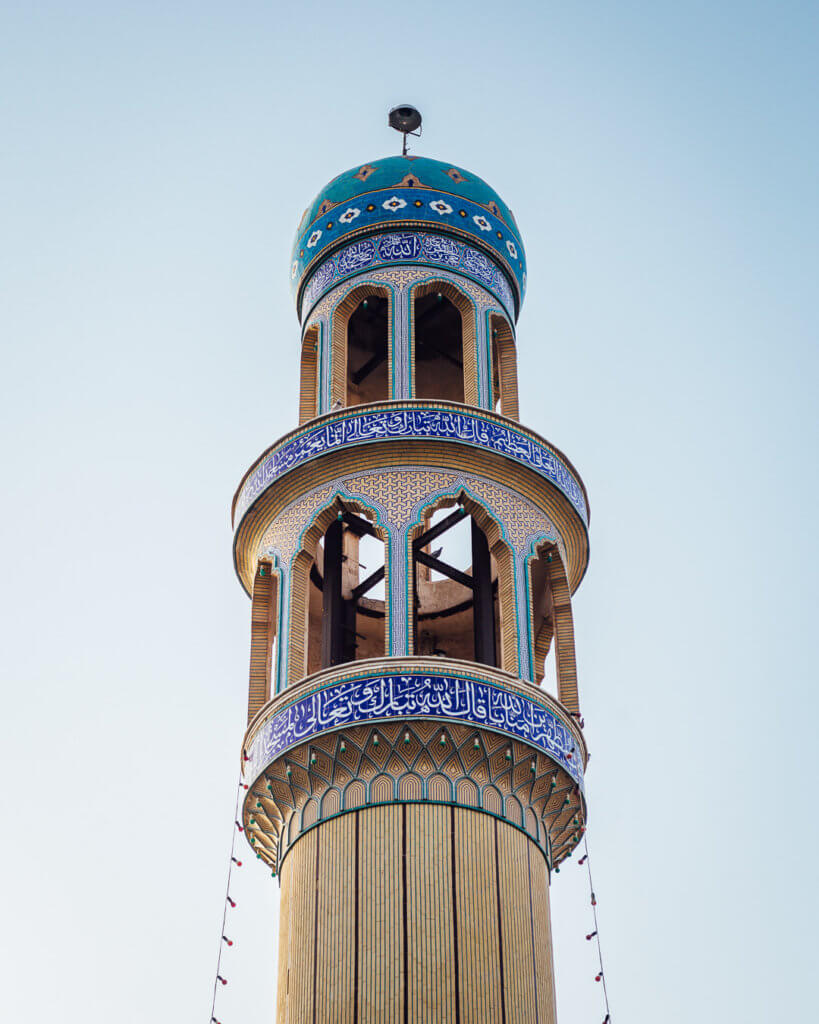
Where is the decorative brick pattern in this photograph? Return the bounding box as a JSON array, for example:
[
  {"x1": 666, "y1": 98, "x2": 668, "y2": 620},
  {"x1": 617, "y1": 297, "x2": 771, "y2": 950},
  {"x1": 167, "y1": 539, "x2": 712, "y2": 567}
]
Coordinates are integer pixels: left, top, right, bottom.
[{"x1": 244, "y1": 719, "x2": 585, "y2": 875}]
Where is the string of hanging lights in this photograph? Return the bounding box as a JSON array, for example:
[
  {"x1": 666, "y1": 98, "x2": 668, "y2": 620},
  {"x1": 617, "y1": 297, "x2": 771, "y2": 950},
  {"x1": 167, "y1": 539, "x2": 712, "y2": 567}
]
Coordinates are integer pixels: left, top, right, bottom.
[
  {"x1": 209, "y1": 778, "x2": 246, "y2": 1024},
  {"x1": 580, "y1": 833, "x2": 612, "y2": 1023}
]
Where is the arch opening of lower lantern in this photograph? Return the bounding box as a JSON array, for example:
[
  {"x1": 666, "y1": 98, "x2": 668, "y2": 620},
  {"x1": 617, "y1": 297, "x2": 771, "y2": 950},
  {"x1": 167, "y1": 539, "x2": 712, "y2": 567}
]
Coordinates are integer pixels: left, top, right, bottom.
[
  {"x1": 411, "y1": 498, "x2": 499, "y2": 667},
  {"x1": 305, "y1": 504, "x2": 387, "y2": 674},
  {"x1": 529, "y1": 542, "x2": 556, "y2": 689},
  {"x1": 528, "y1": 541, "x2": 580, "y2": 713},
  {"x1": 413, "y1": 292, "x2": 465, "y2": 403},
  {"x1": 346, "y1": 295, "x2": 389, "y2": 405}
]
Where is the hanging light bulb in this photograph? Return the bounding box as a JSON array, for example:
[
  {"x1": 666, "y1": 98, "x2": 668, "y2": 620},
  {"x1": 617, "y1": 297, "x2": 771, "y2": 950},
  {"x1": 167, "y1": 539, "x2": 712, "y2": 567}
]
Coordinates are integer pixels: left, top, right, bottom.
[
  {"x1": 231, "y1": 857, "x2": 243, "y2": 867},
  {"x1": 226, "y1": 896, "x2": 236, "y2": 908},
  {"x1": 235, "y1": 821, "x2": 244, "y2": 832},
  {"x1": 222, "y1": 935, "x2": 233, "y2": 946},
  {"x1": 217, "y1": 975, "x2": 228, "y2": 986},
  {"x1": 586, "y1": 930, "x2": 597, "y2": 941}
]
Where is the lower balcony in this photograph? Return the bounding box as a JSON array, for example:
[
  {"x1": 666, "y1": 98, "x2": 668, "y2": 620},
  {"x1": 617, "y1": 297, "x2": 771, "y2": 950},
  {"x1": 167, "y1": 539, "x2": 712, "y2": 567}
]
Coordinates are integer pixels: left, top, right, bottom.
[{"x1": 240, "y1": 657, "x2": 587, "y2": 877}]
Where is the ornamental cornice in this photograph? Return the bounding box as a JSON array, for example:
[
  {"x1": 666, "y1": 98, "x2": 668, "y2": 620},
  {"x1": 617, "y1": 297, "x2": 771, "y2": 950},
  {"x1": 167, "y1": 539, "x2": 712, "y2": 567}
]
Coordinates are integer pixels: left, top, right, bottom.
[
  {"x1": 232, "y1": 402, "x2": 589, "y2": 531},
  {"x1": 240, "y1": 657, "x2": 588, "y2": 876},
  {"x1": 244, "y1": 656, "x2": 588, "y2": 779}
]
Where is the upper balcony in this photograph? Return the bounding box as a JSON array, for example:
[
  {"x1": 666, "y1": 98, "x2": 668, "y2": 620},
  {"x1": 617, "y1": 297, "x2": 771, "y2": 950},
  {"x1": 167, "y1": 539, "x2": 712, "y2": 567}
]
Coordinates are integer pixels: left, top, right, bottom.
[{"x1": 232, "y1": 401, "x2": 589, "y2": 597}]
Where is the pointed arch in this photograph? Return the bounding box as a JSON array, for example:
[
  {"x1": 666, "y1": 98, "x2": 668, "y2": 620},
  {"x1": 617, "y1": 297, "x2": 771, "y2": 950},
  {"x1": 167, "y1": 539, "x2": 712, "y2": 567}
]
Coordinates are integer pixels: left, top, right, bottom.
[
  {"x1": 407, "y1": 488, "x2": 520, "y2": 675},
  {"x1": 528, "y1": 541, "x2": 580, "y2": 713},
  {"x1": 398, "y1": 773, "x2": 424, "y2": 800},
  {"x1": 247, "y1": 558, "x2": 278, "y2": 722},
  {"x1": 330, "y1": 283, "x2": 392, "y2": 408},
  {"x1": 298, "y1": 323, "x2": 320, "y2": 424},
  {"x1": 370, "y1": 774, "x2": 394, "y2": 803},
  {"x1": 489, "y1": 312, "x2": 520, "y2": 420},
  {"x1": 288, "y1": 497, "x2": 389, "y2": 687},
  {"x1": 428, "y1": 773, "x2": 454, "y2": 802},
  {"x1": 410, "y1": 279, "x2": 479, "y2": 405}
]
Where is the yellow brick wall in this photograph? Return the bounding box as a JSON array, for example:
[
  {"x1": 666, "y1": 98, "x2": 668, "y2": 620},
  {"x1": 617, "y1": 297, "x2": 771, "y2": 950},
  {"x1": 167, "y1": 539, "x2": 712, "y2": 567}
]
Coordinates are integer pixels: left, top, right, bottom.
[{"x1": 276, "y1": 806, "x2": 556, "y2": 1023}]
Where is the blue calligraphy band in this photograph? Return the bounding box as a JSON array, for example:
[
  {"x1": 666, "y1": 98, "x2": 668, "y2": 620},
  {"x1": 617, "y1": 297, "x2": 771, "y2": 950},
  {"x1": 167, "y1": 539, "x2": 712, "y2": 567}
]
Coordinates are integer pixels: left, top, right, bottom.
[
  {"x1": 234, "y1": 407, "x2": 588, "y2": 528},
  {"x1": 299, "y1": 231, "x2": 516, "y2": 322},
  {"x1": 245, "y1": 671, "x2": 584, "y2": 791}
]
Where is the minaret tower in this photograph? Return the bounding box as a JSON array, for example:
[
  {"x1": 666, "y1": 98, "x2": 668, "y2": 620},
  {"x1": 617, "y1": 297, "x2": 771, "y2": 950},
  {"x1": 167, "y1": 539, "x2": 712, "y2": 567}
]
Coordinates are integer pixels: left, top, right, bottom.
[{"x1": 232, "y1": 109, "x2": 590, "y2": 1023}]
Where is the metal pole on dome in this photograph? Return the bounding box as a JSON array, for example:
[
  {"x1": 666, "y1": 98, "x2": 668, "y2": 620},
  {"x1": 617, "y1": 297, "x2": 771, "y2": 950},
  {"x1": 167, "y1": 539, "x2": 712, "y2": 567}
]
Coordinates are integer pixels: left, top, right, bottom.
[{"x1": 388, "y1": 104, "x2": 423, "y2": 155}]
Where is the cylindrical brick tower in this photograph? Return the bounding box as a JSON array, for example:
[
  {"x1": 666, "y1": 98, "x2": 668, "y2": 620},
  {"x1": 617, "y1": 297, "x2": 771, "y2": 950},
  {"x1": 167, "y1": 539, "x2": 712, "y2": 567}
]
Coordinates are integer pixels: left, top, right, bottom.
[{"x1": 232, "y1": 131, "x2": 590, "y2": 1023}]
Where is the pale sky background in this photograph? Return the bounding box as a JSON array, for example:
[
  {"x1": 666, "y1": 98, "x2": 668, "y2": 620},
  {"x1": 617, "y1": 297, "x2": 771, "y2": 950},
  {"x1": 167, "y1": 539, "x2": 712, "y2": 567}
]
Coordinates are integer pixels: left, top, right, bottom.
[{"x1": 1, "y1": 2, "x2": 817, "y2": 1022}]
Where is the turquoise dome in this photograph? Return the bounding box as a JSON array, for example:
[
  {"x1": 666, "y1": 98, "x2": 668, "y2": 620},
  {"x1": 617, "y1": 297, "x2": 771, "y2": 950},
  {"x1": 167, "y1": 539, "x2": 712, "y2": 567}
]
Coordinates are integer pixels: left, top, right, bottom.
[{"x1": 291, "y1": 155, "x2": 526, "y2": 320}]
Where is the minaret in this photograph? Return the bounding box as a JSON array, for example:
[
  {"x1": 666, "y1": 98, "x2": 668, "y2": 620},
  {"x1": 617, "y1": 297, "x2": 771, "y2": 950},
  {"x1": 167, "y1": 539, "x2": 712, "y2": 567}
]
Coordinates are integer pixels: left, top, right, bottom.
[{"x1": 232, "y1": 109, "x2": 590, "y2": 1023}]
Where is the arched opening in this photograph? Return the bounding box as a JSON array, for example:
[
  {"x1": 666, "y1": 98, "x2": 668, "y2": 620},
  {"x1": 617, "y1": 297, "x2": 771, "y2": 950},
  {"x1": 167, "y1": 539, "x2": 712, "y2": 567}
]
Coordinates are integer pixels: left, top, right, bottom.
[
  {"x1": 490, "y1": 314, "x2": 519, "y2": 419},
  {"x1": 346, "y1": 296, "x2": 389, "y2": 406},
  {"x1": 529, "y1": 545, "x2": 555, "y2": 689},
  {"x1": 528, "y1": 543, "x2": 580, "y2": 713},
  {"x1": 411, "y1": 499, "x2": 499, "y2": 666},
  {"x1": 304, "y1": 504, "x2": 387, "y2": 675},
  {"x1": 413, "y1": 293, "x2": 465, "y2": 403},
  {"x1": 298, "y1": 325, "x2": 320, "y2": 424},
  {"x1": 248, "y1": 559, "x2": 278, "y2": 718}
]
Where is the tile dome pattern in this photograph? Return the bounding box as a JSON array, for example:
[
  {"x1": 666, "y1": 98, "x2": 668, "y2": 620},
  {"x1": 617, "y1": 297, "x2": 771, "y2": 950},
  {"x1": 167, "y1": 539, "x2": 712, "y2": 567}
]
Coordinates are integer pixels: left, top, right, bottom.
[{"x1": 291, "y1": 155, "x2": 527, "y2": 318}]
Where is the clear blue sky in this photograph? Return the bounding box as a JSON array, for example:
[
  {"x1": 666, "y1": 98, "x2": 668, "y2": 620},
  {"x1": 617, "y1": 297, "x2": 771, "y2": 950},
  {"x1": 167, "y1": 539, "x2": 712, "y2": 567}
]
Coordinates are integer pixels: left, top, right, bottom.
[{"x1": 1, "y1": 2, "x2": 816, "y2": 1021}]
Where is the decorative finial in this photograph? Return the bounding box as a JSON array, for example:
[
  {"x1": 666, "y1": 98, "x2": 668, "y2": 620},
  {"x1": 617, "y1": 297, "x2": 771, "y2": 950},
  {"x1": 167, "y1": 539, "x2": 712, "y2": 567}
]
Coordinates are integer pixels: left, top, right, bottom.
[{"x1": 388, "y1": 104, "x2": 422, "y2": 156}]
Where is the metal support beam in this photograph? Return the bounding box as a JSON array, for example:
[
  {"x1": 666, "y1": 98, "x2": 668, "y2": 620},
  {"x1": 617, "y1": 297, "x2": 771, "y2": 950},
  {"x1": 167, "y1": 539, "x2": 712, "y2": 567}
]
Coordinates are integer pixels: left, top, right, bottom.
[
  {"x1": 321, "y1": 519, "x2": 344, "y2": 667},
  {"x1": 471, "y1": 519, "x2": 497, "y2": 666},
  {"x1": 412, "y1": 507, "x2": 468, "y2": 551},
  {"x1": 415, "y1": 549, "x2": 474, "y2": 590},
  {"x1": 416, "y1": 338, "x2": 463, "y2": 370},
  {"x1": 351, "y1": 565, "x2": 385, "y2": 601},
  {"x1": 351, "y1": 350, "x2": 387, "y2": 386},
  {"x1": 338, "y1": 504, "x2": 379, "y2": 539}
]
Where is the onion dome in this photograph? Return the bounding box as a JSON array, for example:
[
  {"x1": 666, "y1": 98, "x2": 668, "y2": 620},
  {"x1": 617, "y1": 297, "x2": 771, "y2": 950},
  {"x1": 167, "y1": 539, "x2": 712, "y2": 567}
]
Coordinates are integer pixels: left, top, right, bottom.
[{"x1": 291, "y1": 155, "x2": 527, "y2": 320}]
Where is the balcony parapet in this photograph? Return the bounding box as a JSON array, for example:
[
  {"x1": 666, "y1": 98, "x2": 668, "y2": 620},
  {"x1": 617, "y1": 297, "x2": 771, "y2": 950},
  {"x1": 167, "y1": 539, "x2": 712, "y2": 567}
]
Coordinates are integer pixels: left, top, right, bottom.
[{"x1": 232, "y1": 402, "x2": 589, "y2": 532}]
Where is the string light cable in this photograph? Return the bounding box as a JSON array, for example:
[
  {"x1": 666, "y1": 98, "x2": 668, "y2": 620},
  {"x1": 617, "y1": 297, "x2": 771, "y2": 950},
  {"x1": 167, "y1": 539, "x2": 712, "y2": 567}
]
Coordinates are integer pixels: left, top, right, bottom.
[
  {"x1": 581, "y1": 833, "x2": 613, "y2": 1023},
  {"x1": 209, "y1": 777, "x2": 246, "y2": 1023}
]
